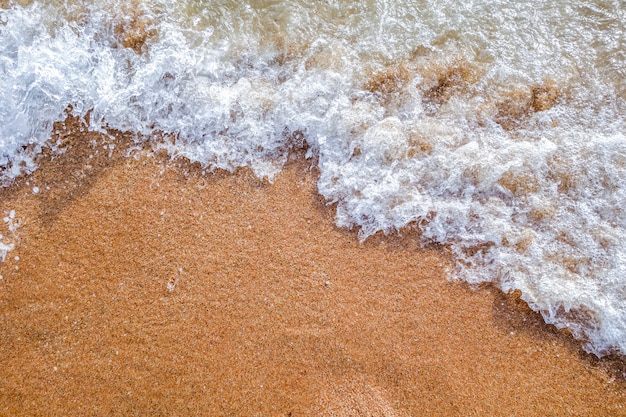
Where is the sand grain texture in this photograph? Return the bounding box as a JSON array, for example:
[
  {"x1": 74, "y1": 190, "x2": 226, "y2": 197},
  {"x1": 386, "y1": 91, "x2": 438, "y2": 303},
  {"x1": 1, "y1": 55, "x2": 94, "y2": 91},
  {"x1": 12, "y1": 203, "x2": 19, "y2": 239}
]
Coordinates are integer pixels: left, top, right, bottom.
[{"x1": 0, "y1": 122, "x2": 625, "y2": 416}]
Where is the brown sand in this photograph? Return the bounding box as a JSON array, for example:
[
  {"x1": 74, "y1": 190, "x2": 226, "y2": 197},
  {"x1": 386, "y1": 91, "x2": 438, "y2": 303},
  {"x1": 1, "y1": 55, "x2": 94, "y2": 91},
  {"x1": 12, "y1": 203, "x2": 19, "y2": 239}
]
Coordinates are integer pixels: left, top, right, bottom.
[{"x1": 0, "y1": 118, "x2": 625, "y2": 416}]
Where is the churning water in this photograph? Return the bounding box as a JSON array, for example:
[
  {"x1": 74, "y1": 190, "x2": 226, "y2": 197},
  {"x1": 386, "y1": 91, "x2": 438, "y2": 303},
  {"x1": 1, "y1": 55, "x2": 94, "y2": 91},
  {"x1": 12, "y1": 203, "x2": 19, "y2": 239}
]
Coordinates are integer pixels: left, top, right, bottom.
[{"x1": 0, "y1": 0, "x2": 625, "y2": 357}]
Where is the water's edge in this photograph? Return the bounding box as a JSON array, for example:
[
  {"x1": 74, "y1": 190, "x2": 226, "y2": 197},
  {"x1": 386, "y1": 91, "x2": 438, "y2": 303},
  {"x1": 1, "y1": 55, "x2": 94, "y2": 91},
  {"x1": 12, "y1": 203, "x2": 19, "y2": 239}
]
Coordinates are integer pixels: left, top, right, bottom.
[{"x1": 1, "y1": 0, "x2": 625, "y2": 357}]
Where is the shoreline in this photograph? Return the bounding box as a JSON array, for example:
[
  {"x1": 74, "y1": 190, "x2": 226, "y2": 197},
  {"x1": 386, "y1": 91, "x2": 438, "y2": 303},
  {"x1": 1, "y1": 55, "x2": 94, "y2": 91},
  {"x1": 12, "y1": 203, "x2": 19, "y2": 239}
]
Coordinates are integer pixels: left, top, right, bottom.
[{"x1": 0, "y1": 118, "x2": 625, "y2": 415}]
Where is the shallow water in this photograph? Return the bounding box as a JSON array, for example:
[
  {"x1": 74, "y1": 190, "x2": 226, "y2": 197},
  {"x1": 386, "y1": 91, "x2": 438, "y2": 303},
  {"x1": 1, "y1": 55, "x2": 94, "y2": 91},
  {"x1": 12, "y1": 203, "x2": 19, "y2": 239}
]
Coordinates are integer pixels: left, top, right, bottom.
[{"x1": 0, "y1": 0, "x2": 625, "y2": 357}]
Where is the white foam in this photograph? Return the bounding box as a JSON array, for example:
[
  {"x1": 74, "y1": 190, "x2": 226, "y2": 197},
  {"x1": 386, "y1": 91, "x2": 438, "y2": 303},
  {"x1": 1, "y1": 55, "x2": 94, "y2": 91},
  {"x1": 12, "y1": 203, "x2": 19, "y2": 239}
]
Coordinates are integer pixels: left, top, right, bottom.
[
  {"x1": 0, "y1": 209, "x2": 18, "y2": 263},
  {"x1": 0, "y1": 0, "x2": 625, "y2": 356},
  {"x1": 0, "y1": 242, "x2": 14, "y2": 263}
]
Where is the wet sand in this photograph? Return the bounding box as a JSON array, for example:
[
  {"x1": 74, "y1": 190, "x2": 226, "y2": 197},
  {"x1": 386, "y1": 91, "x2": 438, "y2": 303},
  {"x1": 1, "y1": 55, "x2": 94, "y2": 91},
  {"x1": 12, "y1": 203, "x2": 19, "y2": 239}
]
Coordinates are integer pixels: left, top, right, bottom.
[{"x1": 0, "y1": 118, "x2": 625, "y2": 416}]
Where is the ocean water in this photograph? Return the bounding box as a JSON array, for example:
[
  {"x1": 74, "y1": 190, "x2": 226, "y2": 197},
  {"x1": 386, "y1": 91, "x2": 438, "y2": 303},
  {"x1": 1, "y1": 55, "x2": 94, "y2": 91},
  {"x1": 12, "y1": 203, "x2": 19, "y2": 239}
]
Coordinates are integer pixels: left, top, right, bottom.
[{"x1": 0, "y1": 0, "x2": 625, "y2": 357}]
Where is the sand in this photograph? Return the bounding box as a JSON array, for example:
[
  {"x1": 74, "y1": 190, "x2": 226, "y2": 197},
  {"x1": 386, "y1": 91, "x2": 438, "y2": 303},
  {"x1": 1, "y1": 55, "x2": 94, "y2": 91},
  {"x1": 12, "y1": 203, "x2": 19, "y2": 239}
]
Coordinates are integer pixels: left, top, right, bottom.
[{"x1": 0, "y1": 117, "x2": 625, "y2": 416}]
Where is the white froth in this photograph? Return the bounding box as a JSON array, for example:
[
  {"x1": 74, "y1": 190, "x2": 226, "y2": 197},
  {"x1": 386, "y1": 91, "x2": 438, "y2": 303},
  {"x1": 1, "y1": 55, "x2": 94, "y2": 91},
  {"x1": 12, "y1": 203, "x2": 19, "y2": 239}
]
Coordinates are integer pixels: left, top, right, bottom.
[
  {"x1": 0, "y1": 242, "x2": 14, "y2": 263},
  {"x1": 0, "y1": 210, "x2": 18, "y2": 263},
  {"x1": 0, "y1": 0, "x2": 625, "y2": 357}
]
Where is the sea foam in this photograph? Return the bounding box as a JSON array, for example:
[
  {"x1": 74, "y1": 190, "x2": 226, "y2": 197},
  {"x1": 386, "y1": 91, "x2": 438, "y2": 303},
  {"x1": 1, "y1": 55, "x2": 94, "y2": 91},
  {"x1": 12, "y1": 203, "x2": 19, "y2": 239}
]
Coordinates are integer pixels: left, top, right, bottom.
[{"x1": 0, "y1": 0, "x2": 625, "y2": 357}]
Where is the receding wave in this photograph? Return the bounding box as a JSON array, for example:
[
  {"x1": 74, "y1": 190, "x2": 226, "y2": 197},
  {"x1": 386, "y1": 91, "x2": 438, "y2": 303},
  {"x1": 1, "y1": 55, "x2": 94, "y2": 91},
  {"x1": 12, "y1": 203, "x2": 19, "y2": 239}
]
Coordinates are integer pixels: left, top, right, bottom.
[{"x1": 1, "y1": 0, "x2": 625, "y2": 357}]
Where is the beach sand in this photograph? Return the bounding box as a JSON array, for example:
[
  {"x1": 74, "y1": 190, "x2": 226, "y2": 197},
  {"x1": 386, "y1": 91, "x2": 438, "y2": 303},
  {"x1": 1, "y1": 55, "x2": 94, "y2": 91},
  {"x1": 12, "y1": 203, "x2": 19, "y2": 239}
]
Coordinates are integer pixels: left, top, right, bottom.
[{"x1": 0, "y1": 117, "x2": 625, "y2": 416}]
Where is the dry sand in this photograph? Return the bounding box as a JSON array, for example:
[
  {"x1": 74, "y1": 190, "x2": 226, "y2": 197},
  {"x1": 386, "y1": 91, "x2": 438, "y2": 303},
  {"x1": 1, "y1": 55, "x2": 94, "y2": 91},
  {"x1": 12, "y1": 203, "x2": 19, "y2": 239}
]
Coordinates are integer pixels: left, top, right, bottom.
[{"x1": 0, "y1": 117, "x2": 625, "y2": 416}]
